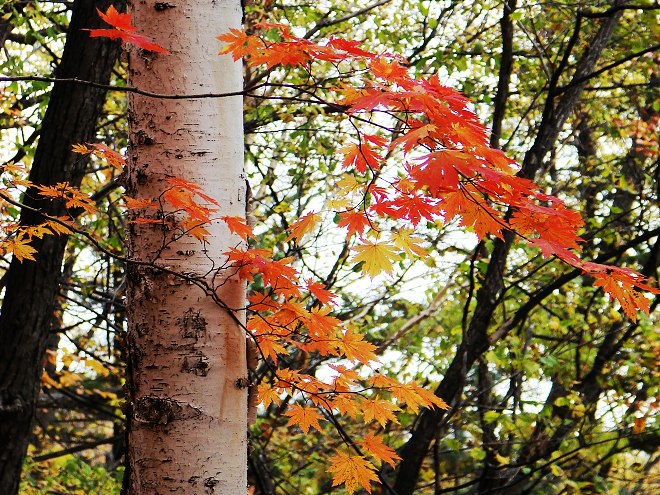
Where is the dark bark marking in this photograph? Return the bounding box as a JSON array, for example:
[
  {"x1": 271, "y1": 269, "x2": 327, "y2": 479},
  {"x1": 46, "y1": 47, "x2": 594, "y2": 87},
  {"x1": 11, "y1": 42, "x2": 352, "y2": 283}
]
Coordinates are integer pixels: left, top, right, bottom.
[
  {"x1": 134, "y1": 396, "x2": 202, "y2": 426},
  {"x1": 177, "y1": 308, "x2": 208, "y2": 341},
  {"x1": 182, "y1": 352, "x2": 210, "y2": 376},
  {"x1": 154, "y1": 2, "x2": 176, "y2": 11}
]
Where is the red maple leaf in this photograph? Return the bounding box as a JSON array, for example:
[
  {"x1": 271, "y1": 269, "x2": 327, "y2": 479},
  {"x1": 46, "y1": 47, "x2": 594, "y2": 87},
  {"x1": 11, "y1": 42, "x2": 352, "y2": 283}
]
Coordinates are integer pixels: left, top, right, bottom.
[
  {"x1": 337, "y1": 210, "x2": 371, "y2": 237},
  {"x1": 340, "y1": 143, "x2": 381, "y2": 174},
  {"x1": 86, "y1": 6, "x2": 169, "y2": 54}
]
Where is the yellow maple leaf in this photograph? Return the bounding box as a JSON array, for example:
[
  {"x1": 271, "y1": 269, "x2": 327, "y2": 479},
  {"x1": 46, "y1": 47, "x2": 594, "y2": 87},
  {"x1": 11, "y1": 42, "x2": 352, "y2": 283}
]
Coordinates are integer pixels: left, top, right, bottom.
[
  {"x1": 329, "y1": 394, "x2": 361, "y2": 419},
  {"x1": 327, "y1": 451, "x2": 379, "y2": 494},
  {"x1": 416, "y1": 385, "x2": 449, "y2": 410},
  {"x1": 45, "y1": 218, "x2": 74, "y2": 235},
  {"x1": 1, "y1": 161, "x2": 26, "y2": 174},
  {"x1": 390, "y1": 383, "x2": 427, "y2": 413},
  {"x1": 351, "y1": 240, "x2": 399, "y2": 277},
  {"x1": 286, "y1": 211, "x2": 321, "y2": 242},
  {"x1": 71, "y1": 143, "x2": 93, "y2": 155},
  {"x1": 24, "y1": 223, "x2": 52, "y2": 239},
  {"x1": 3, "y1": 234, "x2": 37, "y2": 262},
  {"x1": 390, "y1": 229, "x2": 428, "y2": 258},
  {"x1": 360, "y1": 433, "x2": 401, "y2": 468},
  {"x1": 283, "y1": 404, "x2": 324, "y2": 434}
]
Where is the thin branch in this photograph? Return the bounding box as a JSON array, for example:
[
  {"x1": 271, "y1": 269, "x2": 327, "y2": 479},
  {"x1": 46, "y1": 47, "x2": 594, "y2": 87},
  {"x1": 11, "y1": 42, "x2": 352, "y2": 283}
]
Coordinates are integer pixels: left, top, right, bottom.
[
  {"x1": 554, "y1": 43, "x2": 660, "y2": 96},
  {"x1": 303, "y1": 0, "x2": 391, "y2": 40},
  {"x1": 32, "y1": 435, "x2": 121, "y2": 462},
  {"x1": 0, "y1": 75, "x2": 264, "y2": 99}
]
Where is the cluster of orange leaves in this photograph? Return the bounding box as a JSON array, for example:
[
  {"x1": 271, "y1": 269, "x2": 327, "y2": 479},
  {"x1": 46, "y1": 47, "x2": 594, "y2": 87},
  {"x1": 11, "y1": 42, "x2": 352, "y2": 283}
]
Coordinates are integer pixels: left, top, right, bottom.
[
  {"x1": 0, "y1": 143, "x2": 123, "y2": 262},
  {"x1": 84, "y1": 5, "x2": 168, "y2": 54}
]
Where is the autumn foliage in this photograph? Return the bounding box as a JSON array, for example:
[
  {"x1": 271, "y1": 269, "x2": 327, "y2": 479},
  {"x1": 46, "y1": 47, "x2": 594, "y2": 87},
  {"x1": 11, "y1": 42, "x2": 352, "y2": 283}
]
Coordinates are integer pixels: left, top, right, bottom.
[{"x1": 2, "y1": 7, "x2": 658, "y2": 494}]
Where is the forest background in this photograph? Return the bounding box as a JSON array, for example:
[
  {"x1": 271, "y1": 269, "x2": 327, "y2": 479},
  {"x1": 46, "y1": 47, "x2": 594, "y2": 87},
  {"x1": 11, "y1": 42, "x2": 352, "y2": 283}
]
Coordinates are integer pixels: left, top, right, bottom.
[{"x1": 0, "y1": 0, "x2": 658, "y2": 494}]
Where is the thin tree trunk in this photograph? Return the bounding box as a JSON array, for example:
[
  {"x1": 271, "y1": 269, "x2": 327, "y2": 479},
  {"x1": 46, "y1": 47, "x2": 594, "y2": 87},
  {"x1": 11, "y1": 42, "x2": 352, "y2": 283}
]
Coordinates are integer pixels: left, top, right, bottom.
[
  {"x1": 124, "y1": 1, "x2": 247, "y2": 494},
  {"x1": 0, "y1": 1, "x2": 119, "y2": 492}
]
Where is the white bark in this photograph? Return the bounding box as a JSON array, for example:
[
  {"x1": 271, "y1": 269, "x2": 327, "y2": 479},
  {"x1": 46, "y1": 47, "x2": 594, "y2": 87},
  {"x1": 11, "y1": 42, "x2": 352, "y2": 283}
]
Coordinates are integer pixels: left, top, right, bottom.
[{"x1": 125, "y1": 1, "x2": 246, "y2": 494}]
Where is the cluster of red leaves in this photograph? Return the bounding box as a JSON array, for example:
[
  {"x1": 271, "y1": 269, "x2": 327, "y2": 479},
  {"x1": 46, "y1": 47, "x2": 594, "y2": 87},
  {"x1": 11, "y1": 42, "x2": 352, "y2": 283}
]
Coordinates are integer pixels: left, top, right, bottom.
[
  {"x1": 219, "y1": 23, "x2": 659, "y2": 325},
  {"x1": 85, "y1": 5, "x2": 168, "y2": 53}
]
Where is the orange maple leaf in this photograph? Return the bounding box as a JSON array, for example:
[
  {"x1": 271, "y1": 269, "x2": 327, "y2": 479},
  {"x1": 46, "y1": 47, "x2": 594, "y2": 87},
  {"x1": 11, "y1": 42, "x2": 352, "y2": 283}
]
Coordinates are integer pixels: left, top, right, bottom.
[
  {"x1": 257, "y1": 382, "x2": 282, "y2": 409},
  {"x1": 360, "y1": 434, "x2": 401, "y2": 468},
  {"x1": 286, "y1": 211, "x2": 321, "y2": 242},
  {"x1": 370, "y1": 55, "x2": 408, "y2": 81},
  {"x1": 305, "y1": 306, "x2": 341, "y2": 340},
  {"x1": 586, "y1": 264, "x2": 659, "y2": 322},
  {"x1": 306, "y1": 279, "x2": 337, "y2": 305},
  {"x1": 45, "y1": 218, "x2": 74, "y2": 235},
  {"x1": 1, "y1": 234, "x2": 37, "y2": 262},
  {"x1": 340, "y1": 142, "x2": 381, "y2": 174},
  {"x1": 164, "y1": 177, "x2": 219, "y2": 206},
  {"x1": 283, "y1": 404, "x2": 324, "y2": 434},
  {"x1": 337, "y1": 210, "x2": 371, "y2": 238},
  {"x1": 36, "y1": 183, "x2": 97, "y2": 214},
  {"x1": 90, "y1": 143, "x2": 126, "y2": 170},
  {"x1": 221, "y1": 215, "x2": 254, "y2": 241},
  {"x1": 124, "y1": 196, "x2": 156, "y2": 210},
  {"x1": 250, "y1": 42, "x2": 312, "y2": 68},
  {"x1": 255, "y1": 334, "x2": 287, "y2": 364},
  {"x1": 217, "y1": 28, "x2": 251, "y2": 61},
  {"x1": 327, "y1": 452, "x2": 379, "y2": 494},
  {"x1": 162, "y1": 188, "x2": 213, "y2": 223},
  {"x1": 180, "y1": 218, "x2": 211, "y2": 241},
  {"x1": 338, "y1": 327, "x2": 378, "y2": 364},
  {"x1": 86, "y1": 6, "x2": 169, "y2": 54},
  {"x1": 360, "y1": 398, "x2": 400, "y2": 427}
]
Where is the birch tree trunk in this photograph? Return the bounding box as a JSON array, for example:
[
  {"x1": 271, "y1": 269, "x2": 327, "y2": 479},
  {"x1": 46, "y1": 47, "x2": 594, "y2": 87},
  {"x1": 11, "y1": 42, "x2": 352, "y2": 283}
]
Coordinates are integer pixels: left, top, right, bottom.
[{"x1": 124, "y1": 2, "x2": 247, "y2": 494}]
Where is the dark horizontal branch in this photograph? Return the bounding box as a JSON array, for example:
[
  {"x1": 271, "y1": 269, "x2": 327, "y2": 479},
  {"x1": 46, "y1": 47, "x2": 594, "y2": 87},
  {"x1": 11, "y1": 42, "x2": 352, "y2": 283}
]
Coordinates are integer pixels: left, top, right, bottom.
[
  {"x1": 578, "y1": 3, "x2": 660, "y2": 18},
  {"x1": 554, "y1": 43, "x2": 660, "y2": 96},
  {"x1": 304, "y1": 0, "x2": 391, "y2": 40},
  {"x1": 0, "y1": 75, "x2": 264, "y2": 99},
  {"x1": 488, "y1": 225, "x2": 660, "y2": 344},
  {"x1": 31, "y1": 435, "x2": 121, "y2": 462}
]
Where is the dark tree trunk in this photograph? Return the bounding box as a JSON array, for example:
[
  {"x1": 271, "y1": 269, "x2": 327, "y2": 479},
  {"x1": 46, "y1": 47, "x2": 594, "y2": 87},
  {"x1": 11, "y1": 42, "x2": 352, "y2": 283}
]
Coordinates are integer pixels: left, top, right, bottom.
[
  {"x1": 392, "y1": 3, "x2": 625, "y2": 494},
  {"x1": 0, "y1": 1, "x2": 119, "y2": 492}
]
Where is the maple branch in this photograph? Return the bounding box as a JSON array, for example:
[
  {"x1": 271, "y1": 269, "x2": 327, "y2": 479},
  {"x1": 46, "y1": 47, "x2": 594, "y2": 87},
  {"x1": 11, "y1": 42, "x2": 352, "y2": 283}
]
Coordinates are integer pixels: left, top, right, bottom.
[
  {"x1": 577, "y1": 2, "x2": 660, "y2": 17},
  {"x1": 488, "y1": 225, "x2": 660, "y2": 344},
  {"x1": 375, "y1": 278, "x2": 453, "y2": 354},
  {"x1": 520, "y1": 0, "x2": 625, "y2": 177},
  {"x1": 405, "y1": 2, "x2": 456, "y2": 64}
]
